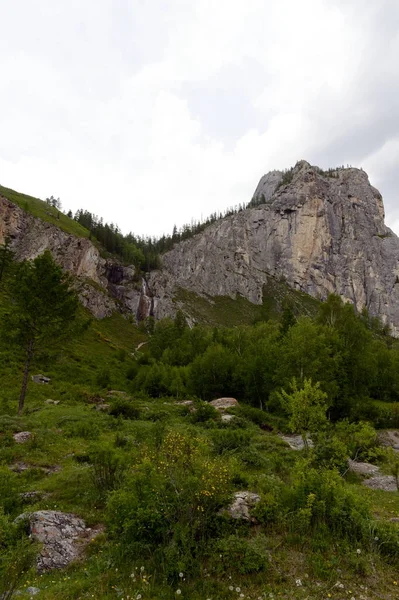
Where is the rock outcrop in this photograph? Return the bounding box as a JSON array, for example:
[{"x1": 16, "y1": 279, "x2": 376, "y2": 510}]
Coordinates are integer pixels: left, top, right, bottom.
[
  {"x1": 16, "y1": 510, "x2": 98, "y2": 572},
  {"x1": 0, "y1": 195, "x2": 146, "y2": 320},
  {"x1": 3, "y1": 160, "x2": 399, "y2": 332},
  {"x1": 147, "y1": 161, "x2": 399, "y2": 334}
]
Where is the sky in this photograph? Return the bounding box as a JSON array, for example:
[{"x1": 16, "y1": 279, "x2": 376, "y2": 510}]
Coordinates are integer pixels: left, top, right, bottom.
[{"x1": 0, "y1": 0, "x2": 398, "y2": 237}]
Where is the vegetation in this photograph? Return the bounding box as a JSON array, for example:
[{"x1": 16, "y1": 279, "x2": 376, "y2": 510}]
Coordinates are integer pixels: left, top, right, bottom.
[
  {"x1": 2, "y1": 251, "x2": 80, "y2": 414},
  {"x1": 1, "y1": 243, "x2": 399, "y2": 597}
]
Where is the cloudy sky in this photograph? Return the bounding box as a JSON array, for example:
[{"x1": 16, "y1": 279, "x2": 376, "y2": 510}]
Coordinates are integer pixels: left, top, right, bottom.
[{"x1": 1, "y1": 0, "x2": 398, "y2": 237}]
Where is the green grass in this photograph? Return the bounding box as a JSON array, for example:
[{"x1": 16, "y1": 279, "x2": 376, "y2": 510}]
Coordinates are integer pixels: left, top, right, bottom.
[
  {"x1": 0, "y1": 184, "x2": 91, "y2": 239},
  {"x1": 174, "y1": 277, "x2": 320, "y2": 327}
]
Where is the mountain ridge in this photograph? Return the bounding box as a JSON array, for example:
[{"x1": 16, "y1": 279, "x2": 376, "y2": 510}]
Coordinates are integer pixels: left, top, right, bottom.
[{"x1": 2, "y1": 160, "x2": 399, "y2": 333}]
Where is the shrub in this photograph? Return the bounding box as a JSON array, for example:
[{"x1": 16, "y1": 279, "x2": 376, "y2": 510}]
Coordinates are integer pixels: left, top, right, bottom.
[
  {"x1": 211, "y1": 429, "x2": 251, "y2": 454},
  {"x1": 285, "y1": 464, "x2": 370, "y2": 542},
  {"x1": 107, "y1": 432, "x2": 232, "y2": 576},
  {"x1": 190, "y1": 400, "x2": 219, "y2": 424},
  {"x1": 0, "y1": 467, "x2": 21, "y2": 516},
  {"x1": 0, "y1": 511, "x2": 36, "y2": 600},
  {"x1": 89, "y1": 443, "x2": 126, "y2": 497},
  {"x1": 109, "y1": 398, "x2": 140, "y2": 420},
  {"x1": 214, "y1": 534, "x2": 269, "y2": 574}
]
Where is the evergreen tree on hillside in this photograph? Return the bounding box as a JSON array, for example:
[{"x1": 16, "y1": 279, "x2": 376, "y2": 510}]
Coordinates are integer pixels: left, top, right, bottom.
[{"x1": 2, "y1": 251, "x2": 80, "y2": 414}]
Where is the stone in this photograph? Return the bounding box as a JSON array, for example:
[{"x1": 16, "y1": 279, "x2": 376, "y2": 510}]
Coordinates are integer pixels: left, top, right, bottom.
[
  {"x1": 221, "y1": 414, "x2": 235, "y2": 423},
  {"x1": 225, "y1": 491, "x2": 261, "y2": 521},
  {"x1": 279, "y1": 434, "x2": 313, "y2": 451},
  {"x1": 94, "y1": 403, "x2": 110, "y2": 412},
  {"x1": 32, "y1": 375, "x2": 50, "y2": 384},
  {"x1": 209, "y1": 398, "x2": 239, "y2": 411},
  {"x1": 15, "y1": 510, "x2": 99, "y2": 572},
  {"x1": 13, "y1": 431, "x2": 33, "y2": 444},
  {"x1": 363, "y1": 475, "x2": 398, "y2": 492},
  {"x1": 378, "y1": 430, "x2": 399, "y2": 451},
  {"x1": 26, "y1": 587, "x2": 40, "y2": 596},
  {"x1": 19, "y1": 491, "x2": 45, "y2": 502},
  {"x1": 347, "y1": 460, "x2": 380, "y2": 476},
  {"x1": 107, "y1": 390, "x2": 128, "y2": 398}
]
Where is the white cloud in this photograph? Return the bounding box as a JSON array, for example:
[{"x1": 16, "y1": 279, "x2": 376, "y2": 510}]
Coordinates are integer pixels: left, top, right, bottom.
[{"x1": 0, "y1": 0, "x2": 398, "y2": 237}]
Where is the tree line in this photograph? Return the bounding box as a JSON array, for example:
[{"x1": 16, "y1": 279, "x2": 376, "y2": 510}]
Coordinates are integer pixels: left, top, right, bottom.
[{"x1": 131, "y1": 295, "x2": 398, "y2": 424}]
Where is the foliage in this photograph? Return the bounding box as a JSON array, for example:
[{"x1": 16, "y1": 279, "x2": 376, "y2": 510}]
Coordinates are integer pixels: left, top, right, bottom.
[
  {"x1": 2, "y1": 250, "x2": 80, "y2": 414},
  {"x1": 279, "y1": 378, "x2": 329, "y2": 450}
]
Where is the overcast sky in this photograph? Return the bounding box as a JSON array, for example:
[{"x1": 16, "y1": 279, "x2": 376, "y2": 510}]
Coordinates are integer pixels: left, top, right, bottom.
[{"x1": 1, "y1": 0, "x2": 398, "y2": 237}]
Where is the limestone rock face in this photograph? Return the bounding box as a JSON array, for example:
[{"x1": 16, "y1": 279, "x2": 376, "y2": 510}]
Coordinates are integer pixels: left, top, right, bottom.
[
  {"x1": 148, "y1": 161, "x2": 399, "y2": 335},
  {"x1": 3, "y1": 160, "x2": 399, "y2": 333},
  {"x1": 0, "y1": 196, "x2": 145, "y2": 320}
]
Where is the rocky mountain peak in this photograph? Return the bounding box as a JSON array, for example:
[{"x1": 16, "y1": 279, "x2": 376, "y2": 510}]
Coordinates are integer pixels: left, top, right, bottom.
[{"x1": 1, "y1": 160, "x2": 399, "y2": 334}]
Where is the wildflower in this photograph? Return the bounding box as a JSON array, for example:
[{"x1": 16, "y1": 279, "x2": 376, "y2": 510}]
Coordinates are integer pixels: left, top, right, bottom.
[
  {"x1": 356, "y1": 549, "x2": 361, "y2": 554},
  {"x1": 140, "y1": 566, "x2": 145, "y2": 571},
  {"x1": 236, "y1": 588, "x2": 241, "y2": 593},
  {"x1": 136, "y1": 595, "x2": 142, "y2": 600},
  {"x1": 229, "y1": 586, "x2": 234, "y2": 591},
  {"x1": 176, "y1": 590, "x2": 182, "y2": 595},
  {"x1": 296, "y1": 579, "x2": 302, "y2": 586},
  {"x1": 179, "y1": 572, "x2": 184, "y2": 578}
]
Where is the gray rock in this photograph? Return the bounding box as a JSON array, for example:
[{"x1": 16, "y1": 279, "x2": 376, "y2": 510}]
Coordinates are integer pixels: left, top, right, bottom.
[
  {"x1": 31, "y1": 375, "x2": 50, "y2": 384},
  {"x1": 363, "y1": 475, "x2": 398, "y2": 492},
  {"x1": 225, "y1": 491, "x2": 261, "y2": 521},
  {"x1": 13, "y1": 431, "x2": 32, "y2": 444},
  {"x1": 146, "y1": 161, "x2": 399, "y2": 335},
  {"x1": 221, "y1": 414, "x2": 235, "y2": 423},
  {"x1": 279, "y1": 434, "x2": 313, "y2": 451},
  {"x1": 209, "y1": 398, "x2": 239, "y2": 411},
  {"x1": 348, "y1": 460, "x2": 380, "y2": 476},
  {"x1": 251, "y1": 170, "x2": 283, "y2": 205},
  {"x1": 15, "y1": 510, "x2": 97, "y2": 572},
  {"x1": 94, "y1": 403, "x2": 110, "y2": 412},
  {"x1": 26, "y1": 587, "x2": 41, "y2": 596}
]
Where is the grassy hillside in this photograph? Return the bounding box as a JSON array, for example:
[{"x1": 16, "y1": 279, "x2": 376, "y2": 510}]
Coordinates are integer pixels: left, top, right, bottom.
[
  {"x1": 1, "y1": 260, "x2": 399, "y2": 599},
  {"x1": 0, "y1": 184, "x2": 91, "y2": 239}
]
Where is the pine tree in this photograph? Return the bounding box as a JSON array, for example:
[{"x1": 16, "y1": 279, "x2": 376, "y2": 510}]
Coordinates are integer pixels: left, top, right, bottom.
[{"x1": 2, "y1": 251, "x2": 80, "y2": 414}]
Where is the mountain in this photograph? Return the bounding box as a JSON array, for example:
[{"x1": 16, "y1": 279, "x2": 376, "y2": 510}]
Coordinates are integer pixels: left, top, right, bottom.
[{"x1": 1, "y1": 159, "x2": 399, "y2": 332}]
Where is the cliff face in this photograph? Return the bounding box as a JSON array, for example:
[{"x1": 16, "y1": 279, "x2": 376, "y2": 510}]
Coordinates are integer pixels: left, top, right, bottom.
[
  {"x1": 148, "y1": 161, "x2": 399, "y2": 334},
  {"x1": 0, "y1": 196, "x2": 148, "y2": 319},
  {"x1": 2, "y1": 160, "x2": 399, "y2": 334}
]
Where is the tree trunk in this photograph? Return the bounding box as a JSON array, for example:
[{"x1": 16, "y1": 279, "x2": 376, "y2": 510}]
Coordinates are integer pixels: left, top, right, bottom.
[{"x1": 18, "y1": 339, "x2": 34, "y2": 415}]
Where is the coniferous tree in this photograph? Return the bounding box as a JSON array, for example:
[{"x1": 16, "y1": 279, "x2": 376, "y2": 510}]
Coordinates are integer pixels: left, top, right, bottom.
[{"x1": 3, "y1": 251, "x2": 80, "y2": 414}]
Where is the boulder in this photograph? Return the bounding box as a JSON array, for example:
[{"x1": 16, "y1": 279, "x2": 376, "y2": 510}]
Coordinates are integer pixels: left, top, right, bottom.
[
  {"x1": 15, "y1": 510, "x2": 99, "y2": 572},
  {"x1": 363, "y1": 475, "x2": 398, "y2": 492},
  {"x1": 347, "y1": 460, "x2": 380, "y2": 476},
  {"x1": 279, "y1": 434, "x2": 313, "y2": 451},
  {"x1": 32, "y1": 375, "x2": 50, "y2": 384},
  {"x1": 225, "y1": 491, "x2": 261, "y2": 521},
  {"x1": 94, "y1": 403, "x2": 110, "y2": 412},
  {"x1": 221, "y1": 414, "x2": 235, "y2": 423},
  {"x1": 378, "y1": 430, "x2": 399, "y2": 451},
  {"x1": 13, "y1": 431, "x2": 32, "y2": 444},
  {"x1": 210, "y1": 398, "x2": 239, "y2": 411}
]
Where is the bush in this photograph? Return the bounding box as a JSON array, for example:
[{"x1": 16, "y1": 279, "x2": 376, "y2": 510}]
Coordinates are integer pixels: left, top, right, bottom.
[
  {"x1": 109, "y1": 398, "x2": 140, "y2": 420},
  {"x1": 0, "y1": 467, "x2": 21, "y2": 516},
  {"x1": 212, "y1": 429, "x2": 251, "y2": 454},
  {"x1": 214, "y1": 534, "x2": 269, "y2": 574},
  {"x1": 0, "y1": 511, "x2": 36, "y2": 600},
  {"x1": 89, "y1": 443, "x2": 126, "y2": 497},
  {"x1": 190, "y1": 400, "x2": 219, "y2": 424},
  {"x1": 106, "y1": 432, "x2": 232, "y2": 576},
  {"x1": 285, "y1": 464, "x2": 370, "y2": 542}
]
